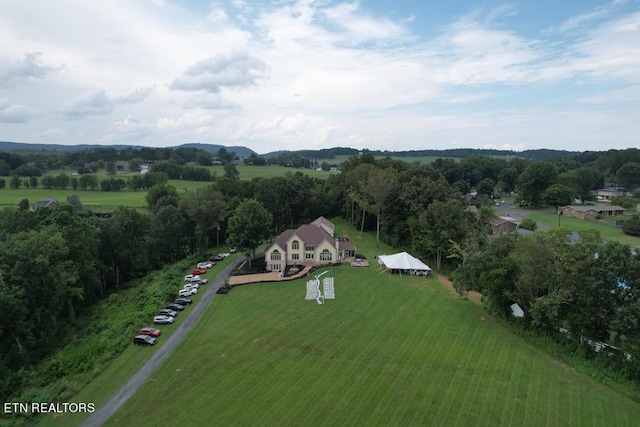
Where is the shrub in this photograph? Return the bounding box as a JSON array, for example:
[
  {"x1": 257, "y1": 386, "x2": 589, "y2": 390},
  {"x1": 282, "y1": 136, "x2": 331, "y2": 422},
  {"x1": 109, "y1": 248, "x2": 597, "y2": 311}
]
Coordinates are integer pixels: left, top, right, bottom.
[
  {"x1": 622, "y1": 215, "x2": 640, "y2": 237},
  {"x1": 519, "y1": 217, "x2": 538, "y2": 231}
]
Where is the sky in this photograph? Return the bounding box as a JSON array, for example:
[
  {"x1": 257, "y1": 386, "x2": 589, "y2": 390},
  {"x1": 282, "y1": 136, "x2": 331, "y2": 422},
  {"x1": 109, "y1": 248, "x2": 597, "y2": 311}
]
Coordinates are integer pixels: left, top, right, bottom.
[{"x1": 0, "y1": 0, "x2": 638, "y2": 154}]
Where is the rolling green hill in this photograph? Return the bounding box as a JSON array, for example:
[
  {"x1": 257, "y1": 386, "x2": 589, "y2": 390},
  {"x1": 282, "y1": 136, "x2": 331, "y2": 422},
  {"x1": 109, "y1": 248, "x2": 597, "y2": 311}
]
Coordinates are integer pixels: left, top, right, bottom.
[{"x1": 40, "y1": 220, "x2": 640, "y2": 426}]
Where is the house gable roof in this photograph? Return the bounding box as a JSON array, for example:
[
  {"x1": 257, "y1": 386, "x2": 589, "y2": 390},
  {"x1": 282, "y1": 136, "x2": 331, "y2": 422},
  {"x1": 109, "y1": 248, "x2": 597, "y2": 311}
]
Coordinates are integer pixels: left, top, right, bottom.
[
  {"x1": 563, "y1": 205, "x2": 625, "y2": 213},
  {"x1": 289, "y1": 224, "x2": 335, "y2": 247}
]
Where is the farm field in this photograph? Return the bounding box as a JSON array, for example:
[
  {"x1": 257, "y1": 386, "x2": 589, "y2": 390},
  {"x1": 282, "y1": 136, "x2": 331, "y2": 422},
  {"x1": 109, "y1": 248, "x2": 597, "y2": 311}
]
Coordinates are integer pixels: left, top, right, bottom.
[
  {"x1": 526, "y1": 212, "x2": 640, "y2": 247},
  {"x1": 46, "y1": 220, "x2": 640, "y2": 427},
  {"x1": 0, "y1": 165, "x2": 326, "y2": 211}
]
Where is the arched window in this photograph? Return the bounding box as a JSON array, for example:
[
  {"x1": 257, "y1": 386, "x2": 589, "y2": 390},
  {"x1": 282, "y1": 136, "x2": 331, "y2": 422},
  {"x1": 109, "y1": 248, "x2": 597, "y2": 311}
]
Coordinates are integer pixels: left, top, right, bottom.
[
  {"x1": 270, "y1": 250, "x2": 281, "y2": 261},
  {"x1": 320, "y1": 249, "x2": 332, "y2": 262},
  {"x1": 292, "y1": 240, "x2": 300, "y2": 250}
]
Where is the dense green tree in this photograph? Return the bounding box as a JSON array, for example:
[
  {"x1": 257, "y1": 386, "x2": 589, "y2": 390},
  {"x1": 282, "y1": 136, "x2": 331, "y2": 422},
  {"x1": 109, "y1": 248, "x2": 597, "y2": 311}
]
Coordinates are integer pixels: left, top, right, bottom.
[
  {"x1": 476, "y1": 178, "x2": 495, "y2": 197},
  {"x1": 223, "y1": 162, "x2": 239, "y2": 179},
  {"x1": 29, "y1": 176, "x2": 38, "y2": 189},
  {"x1": 18, "y1": 199, "x2": 29, "y2": 211},
  {"x1": 497, "y1": 167, "x2": 518, "y2": 194},
  {"x1": 559, "y1": 167, "x2": 603, "y2": 203},
  {"x1": 622, "y1": 215, "x2": 640, "y2": 237},
  {"x1": 10, "y1": 175, "x2": 21, "y2": 189},
  {"x1": 359, "y1": 168, "x2": 398, "y2": 248},
  {"x1": 146, "y1": 183, "x2": 178, "y2": 210},
  {"x1": 543, "y1": 184, "x2": 574, "y2": 210},
  {"x1": 517, "y1": 161, "x2": 558, "y2": 206},
  {"x1": 97, "y1": 207, "x2": 151, "y2": 290},
  {"x1": 616, "y1": 162, "x2": 640, "y2": 189},
  {"x1": 54, "y1": 173, "x2": 70, "y2": 189},
  {"x1": 179, "y1": 187, "x2": 229, "y2": 251},
  {"x1": 409, "y1": 199, "x2": 468, "y2": 270},
  {"x1": 227, "y1": 199, "x2": 272, "y2": 267}
]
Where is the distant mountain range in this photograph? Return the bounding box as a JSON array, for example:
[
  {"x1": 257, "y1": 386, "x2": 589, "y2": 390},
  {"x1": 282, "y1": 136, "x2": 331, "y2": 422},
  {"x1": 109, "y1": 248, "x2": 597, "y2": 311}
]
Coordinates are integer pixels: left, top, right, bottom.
[{"x1": 0, "y1": 140, "x2": 578, "y2": 162}]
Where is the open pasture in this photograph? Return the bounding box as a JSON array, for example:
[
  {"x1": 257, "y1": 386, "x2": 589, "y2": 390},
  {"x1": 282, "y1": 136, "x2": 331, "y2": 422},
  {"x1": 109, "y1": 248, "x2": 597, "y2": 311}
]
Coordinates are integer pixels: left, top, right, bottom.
[
  {"x1": 106, "y1": 265, "x2": 640, "y2": 424},
  {"x1": 526, "y1": 212, "x2": 640, "y2": 248}
]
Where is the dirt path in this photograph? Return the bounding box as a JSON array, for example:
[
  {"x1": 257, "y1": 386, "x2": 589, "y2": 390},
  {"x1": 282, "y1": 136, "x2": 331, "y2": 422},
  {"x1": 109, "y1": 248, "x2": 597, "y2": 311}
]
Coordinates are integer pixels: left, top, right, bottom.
[{"x1": 435, "y1": 273, "x2": 483, "y2": 304}]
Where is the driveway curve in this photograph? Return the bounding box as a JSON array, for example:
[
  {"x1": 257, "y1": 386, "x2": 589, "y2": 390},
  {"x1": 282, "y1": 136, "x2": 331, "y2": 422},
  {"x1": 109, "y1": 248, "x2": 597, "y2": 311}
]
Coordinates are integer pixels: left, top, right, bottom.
[{"x1": 80, "y1": 256, "x2": 245, "y2": 427}]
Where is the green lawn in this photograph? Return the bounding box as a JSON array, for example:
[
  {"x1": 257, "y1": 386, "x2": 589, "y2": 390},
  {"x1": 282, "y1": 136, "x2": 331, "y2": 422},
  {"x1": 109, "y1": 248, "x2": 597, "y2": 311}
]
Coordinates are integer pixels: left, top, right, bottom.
[
  {"x1": 527, "y1": 213, "x2": 640, "y2": 247},
  {"x1": 45, "y1": 219, "x2": 640, "y2": 427}
]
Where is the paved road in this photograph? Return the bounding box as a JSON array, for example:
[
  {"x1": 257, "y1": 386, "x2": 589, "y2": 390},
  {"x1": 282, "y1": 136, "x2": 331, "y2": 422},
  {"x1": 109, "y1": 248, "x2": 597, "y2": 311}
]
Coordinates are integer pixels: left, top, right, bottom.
[
  {"x1": 80, "y1": 257, "x2": 245, "y2": 427},
  {"x1": 492, "y1": 199, "x2": 556, "y2": 227}
]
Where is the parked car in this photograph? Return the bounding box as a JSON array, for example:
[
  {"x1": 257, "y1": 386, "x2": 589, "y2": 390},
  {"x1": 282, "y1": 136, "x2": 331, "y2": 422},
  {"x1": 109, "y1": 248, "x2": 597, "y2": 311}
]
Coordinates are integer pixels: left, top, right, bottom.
[
  {"x1": 210, "y1": 255, "x2": 223, "y2": 262},
  {"x1": 153, "y1": 315, "x2": 175, "y2": 325},
  {"x1": 197, "y1": 262, "x2": 213, "y2": 269},
  {"x1": 191, "y1": 268, "x2": 207, "y2": 275},
  {"x1": 184, "y1": 282, "x2": 200, "y2": 289},
  {"x1": 138, "y1": 327, "x2": 161, "y2": 337},
  {"x1": 158, "y1": 308, "x2": 178, "y2": 318},
  {"x1": 133, "y1": 334, "x2": 157, "y2": 346},
  {"x1": 185, "y1": 274, "x2": 202, "y2": 282},
  {"x1": 179, "y1": 288, "x2": 197, "y2": 297},
  {"x1": 219, "y1": 252, "x2": 230, "y2": 258},
  {"x1": 216, "y1": 284, "x2": 231, "y2": 294},
  {"x1": 167, "y1": 303, "x2": 185, "y2": 311},
  {"x1": 230, "y1": 247, "x2": 237, "y2": 253},
  {"x1": 174, "y1": 297, "x2": 192, "y2": 305},
  {"x1": 193, "y1": 278, "x2": 208, "y2": 285}
]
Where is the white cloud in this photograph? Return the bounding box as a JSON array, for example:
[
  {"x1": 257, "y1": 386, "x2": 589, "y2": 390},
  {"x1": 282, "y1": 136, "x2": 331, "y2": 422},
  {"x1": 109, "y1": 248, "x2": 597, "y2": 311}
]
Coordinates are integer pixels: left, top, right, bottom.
[
  {"x1": 0, "y1": 98, "x2": 37, "y2": 123},
  {"x1": 0, "y1": 52, "x2": 62, "y2": 88},
  {"x1": 0, "y1": 0, "x2": 639, "y2": 152},
  {"x1": 169, "y1": 51, "x2": 268, "y2": 93},
  {"x1": 548, "y1": 0, "x2": 628, "y2": 33},
  {"x1": 100, "y1": 116, "x2": 153, "y2": 144}
]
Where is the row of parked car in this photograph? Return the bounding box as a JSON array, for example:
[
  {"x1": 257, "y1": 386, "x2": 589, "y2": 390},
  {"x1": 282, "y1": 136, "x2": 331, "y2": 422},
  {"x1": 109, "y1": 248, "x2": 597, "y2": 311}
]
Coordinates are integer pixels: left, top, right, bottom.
[{"x1": 133, "y1": 252, "x2": 232, "y2": 346}]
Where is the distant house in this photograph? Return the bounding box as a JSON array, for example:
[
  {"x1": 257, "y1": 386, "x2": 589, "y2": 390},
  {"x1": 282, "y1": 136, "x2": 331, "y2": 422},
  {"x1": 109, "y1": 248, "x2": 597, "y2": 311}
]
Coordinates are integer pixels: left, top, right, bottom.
[
  {"x1": 562, "y1": 205, "x2": 626, "y2": 220},
  {"x1": 264, "y1": 217, "x2": 356, "y2": 272},
  {"x1": 488, "y1": 217, "x2": 518, "y2": 236},
  {"x1": 594, "y1": 187, "x2": 631, "y2": 200},
  {"x1": 30, "y1": 198, "x2": 58, "y2": 212},
  {"x1": 115, "y1": 160, "x2": 129, "y2": 171},
  {"x1": 140, "y1": 164, "x2": 151, "y2": 174}
]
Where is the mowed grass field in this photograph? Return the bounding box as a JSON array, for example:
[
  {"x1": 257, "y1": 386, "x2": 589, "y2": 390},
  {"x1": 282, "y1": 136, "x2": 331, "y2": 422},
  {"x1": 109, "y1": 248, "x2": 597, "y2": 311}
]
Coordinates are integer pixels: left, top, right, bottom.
[
  {"x1": 526, "y1": 212, "x2": 640, "y2": 248},
  {"x1": 74, "y1": 221, "x2": 639, "y2": 427},
  {"x1": 0, "y1": 165, "x2": 327, "y2": 210}
]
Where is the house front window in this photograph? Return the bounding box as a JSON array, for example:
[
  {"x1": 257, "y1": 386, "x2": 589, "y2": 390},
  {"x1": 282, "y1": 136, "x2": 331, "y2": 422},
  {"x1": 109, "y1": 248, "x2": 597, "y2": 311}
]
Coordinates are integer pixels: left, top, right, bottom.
[
  {"x1": 271, "y1": 250, "x2": 281, "y2": 261},
  {"x1": 292, "y1": 253, "x2": 299, "y2": 260},
  {"x1": 304, "y1": 245, "x2": 314, "y2": 251},
  {"x1": 320, "y1": 249, "x2": 332, "y2": 262},
  {"x1": 292, "y1": 240, "x2": 299, "y2": 250},
  {"x1": 305, "y1": 252, "x2": 315, "y2": 260}
]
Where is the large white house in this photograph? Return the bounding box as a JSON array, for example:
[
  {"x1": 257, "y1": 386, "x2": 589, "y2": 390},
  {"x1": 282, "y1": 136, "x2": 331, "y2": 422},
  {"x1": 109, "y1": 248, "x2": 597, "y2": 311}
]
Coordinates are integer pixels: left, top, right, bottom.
[{"x1": 265, "y1": 217, "x2": 356, "y2": 272}]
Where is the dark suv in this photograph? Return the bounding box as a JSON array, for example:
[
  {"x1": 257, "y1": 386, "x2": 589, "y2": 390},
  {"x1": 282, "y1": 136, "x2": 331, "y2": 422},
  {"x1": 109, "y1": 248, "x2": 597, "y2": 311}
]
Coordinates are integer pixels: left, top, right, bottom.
[{"x1": 133, "y1": 334, "x2": 157, "y2": 346}]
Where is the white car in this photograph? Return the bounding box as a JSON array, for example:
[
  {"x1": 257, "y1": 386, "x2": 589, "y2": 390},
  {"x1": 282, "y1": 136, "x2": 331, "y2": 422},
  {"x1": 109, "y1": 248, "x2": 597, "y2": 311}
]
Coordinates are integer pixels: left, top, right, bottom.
[
  {"x1": 184, "y1": 275, "x2": 201, "y2": 282},
  {"x1": 184, "y1": 282, "x2": 200, "y2": 289},
  {"x1": 219, "y1": 252, "x2": 230, "y2": 258},
  {"x1": 153, "y1": 315, "x2": 175, "y2": 325},
  {"x1": 179, "y1": 288, "x2": 198, "y2": 297},
  {"x1": 197, "y1": 262, "x2": 213, "y2": 269}
]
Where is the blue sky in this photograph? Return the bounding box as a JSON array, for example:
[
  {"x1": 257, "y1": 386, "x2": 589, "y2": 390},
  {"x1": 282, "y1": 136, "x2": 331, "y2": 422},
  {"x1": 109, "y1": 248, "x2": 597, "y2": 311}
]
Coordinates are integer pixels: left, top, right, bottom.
[{"x1": 0, "y1": 0, "x2": 638, "y2": 154}]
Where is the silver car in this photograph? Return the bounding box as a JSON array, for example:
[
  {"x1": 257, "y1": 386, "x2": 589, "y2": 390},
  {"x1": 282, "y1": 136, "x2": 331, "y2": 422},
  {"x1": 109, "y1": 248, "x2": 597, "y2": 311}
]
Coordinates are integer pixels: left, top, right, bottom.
[{"x1": 153, "y1": 315, "x2": 175, "y2": 325}]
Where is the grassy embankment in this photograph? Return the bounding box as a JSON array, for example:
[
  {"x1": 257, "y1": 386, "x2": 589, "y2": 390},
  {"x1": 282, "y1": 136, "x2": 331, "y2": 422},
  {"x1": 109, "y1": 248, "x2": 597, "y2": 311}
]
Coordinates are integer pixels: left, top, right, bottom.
[{"x1": 43, "y1": 219, "x2": 640, "y2": 426}]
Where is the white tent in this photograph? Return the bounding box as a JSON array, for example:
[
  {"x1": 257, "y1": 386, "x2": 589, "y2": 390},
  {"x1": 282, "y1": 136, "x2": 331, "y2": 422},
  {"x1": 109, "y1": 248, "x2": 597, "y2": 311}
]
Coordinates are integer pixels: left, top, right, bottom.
[{"x1": 377, "y1": 252, "x2": 431, "y2": 275}]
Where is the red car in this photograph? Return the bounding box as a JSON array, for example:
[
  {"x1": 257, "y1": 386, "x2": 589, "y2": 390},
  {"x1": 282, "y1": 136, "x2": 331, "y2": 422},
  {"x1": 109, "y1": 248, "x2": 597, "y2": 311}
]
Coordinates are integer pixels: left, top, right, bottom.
[
  {"x1": 191, "y1": 268, "x2": 207, "y2": 275},
  {"x1": 138, "y1": 327, "x2": 161, "y2": 337}
]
